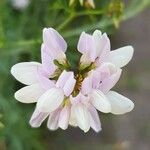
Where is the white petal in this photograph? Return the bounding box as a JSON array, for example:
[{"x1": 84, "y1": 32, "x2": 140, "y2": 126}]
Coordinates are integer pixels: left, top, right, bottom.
[
  {"x1": 29, "y1": 108, "x2": 49, "y2": 127},
  {"x1": 72, "y1": 104, "x2": 90, "y2": 132},
  {"x1": 93, "y1": 30, "x2": 103, "y2": 57},
  {"x1": 69, "y1": 108, "x2": 78, "y2": 127},
  {"x1": 15, "y1": 83, "x2": 46, "y2": 103},
  {"x1": 106, "y1": 46, "x2": 134, "y2": 68},
  {"x1": 91, "y1": 89, "x2": 111, "y2": 113},
  {"x1": 11, "y1": 62, "x2": 42, "y2": 85},
  {"x1": 37, "y1": 88, "x2": 64, "y2": 113},
  {"x1": 106, "y1": 91, "x2": 134, "y2": 115},
  {"x1": 58, "y1": 106, "x2": 70, "y2": 130}
]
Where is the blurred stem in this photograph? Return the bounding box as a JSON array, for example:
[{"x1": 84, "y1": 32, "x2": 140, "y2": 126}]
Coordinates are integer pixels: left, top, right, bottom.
[
  {"x1": 57, "y1": 10, "x2": 103, "y2": 31},
  {"x1": 57, "y1": 13, "x2": 75, "y2": 31}
]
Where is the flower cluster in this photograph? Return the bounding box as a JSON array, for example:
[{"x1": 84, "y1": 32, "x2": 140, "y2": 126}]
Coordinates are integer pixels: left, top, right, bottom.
[{"x1": 11, "y1": 28, "x2": 134, "y2": 132}]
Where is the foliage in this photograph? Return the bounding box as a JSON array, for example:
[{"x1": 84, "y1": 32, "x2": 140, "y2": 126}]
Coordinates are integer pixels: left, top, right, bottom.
[{"x1": 0, "y1": 0, "x2": 150, "y2": 149}]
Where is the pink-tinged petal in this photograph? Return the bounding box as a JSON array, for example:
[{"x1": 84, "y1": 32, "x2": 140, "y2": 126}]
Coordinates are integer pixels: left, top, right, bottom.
[
  {"x1": 29, "y1": 108, "x2": 49, "y2": 127},
  {"x1": 90, "y1": 70, "x2": 102, "y2": 89},
  {"x1": 95, "y1": 33, "x2": 111, "y2": 65},
  {"x1": 70, "y1": 93, "x2": 88, "y2": 105},
  {"x1": 14, "y1": 83, "x2": 46, "y2": 103},
  {"x1": 37, "y1": 72, "x2": 55, "y2": 90},
  {"x1": 41, "y1": 44, "x2": 57, "y2": 75},
  {"x1": 43, "y1": 28, "x2": 67, "y2": 52},
  {"x1": 56, "y1": 71, "x2": 75, "y2": 94},
  {"x1": 72, "y1": 103, "x2": 90, "y2": 133},
  {"x1": 81, "y1": 76, "x2": 92, "y2": 95},
  {"x1": 106, "y1": 91, "x2": 134, "y2": 115},
  {"x1": 105, "y1": 46, "x2": 134, "y2": 68},
  {"x1": 98, "y1": 63, "x2": 122, "y2": 93},
  {"x1": 55, "y1": 70, "x2": 70, "y2": 88},
  {"x1": 100, "y1": 33, "x2": 110, "y2": 55},
  {"x1": 70, "y1": 94, "x2": 80, "y2": 105},
  {"x1": 100, "y1": 69, "x2": 122, "y2": 93},
  {"x1": 58, "y1": 105, "x2": 71, "y2": 130},
  {"x1": 63, "y1": 73, "x2": 76, "y2": 96},
  {"x1": 91, "y1": 89, "x2": 111, "y2": 113},
  {"x1": 77, "y1": 32, "x2": 96, "y2": 62},
  {"x1": 88, "y1": 105, "x2": 101, "y2": 132},
  {"x1": 47, "y1": 108, "x2": 61, "y2": 130},
  {"x1": 37, "y1": 88, "x2": 64, "y2": 113},
  {"x1": 11, "y1": 62, "x2": 42, "y2": 85}
]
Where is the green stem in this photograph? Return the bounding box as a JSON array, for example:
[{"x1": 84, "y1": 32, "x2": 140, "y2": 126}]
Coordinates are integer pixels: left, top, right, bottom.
[
  {"x1": 57, "y1": 13, "x2": 75, "y2": 31},
  {"x1": 57, "y1": 10, "x2": 103, "y2": 31}
]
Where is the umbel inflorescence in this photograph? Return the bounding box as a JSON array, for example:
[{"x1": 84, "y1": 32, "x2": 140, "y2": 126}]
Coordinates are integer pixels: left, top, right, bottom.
[{"x1": 11, "y1": 28, "x2": 134, "y2": 132}]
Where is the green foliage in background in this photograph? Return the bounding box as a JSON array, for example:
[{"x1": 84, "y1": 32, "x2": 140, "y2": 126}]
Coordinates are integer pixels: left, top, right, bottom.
[{"x1": 0, "y1": 0, "x2": 150, "y2": 149}]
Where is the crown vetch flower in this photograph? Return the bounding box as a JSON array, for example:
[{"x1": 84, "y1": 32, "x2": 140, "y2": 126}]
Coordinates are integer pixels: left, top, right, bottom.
[
  {"x1": 81, "y1": 63, "x2": 134, "y2": 114},
  {"x1": 78, "y1": 30, "x2": 134, "y2": 69},
  {"x1": 11, "y1": 27, "x2": 134, "y2": 133}
]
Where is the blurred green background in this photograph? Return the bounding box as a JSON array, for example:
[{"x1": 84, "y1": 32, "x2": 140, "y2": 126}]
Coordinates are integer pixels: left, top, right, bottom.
[{"x1": 0, "y1": 0, "x2": 150, "y2": 150}]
